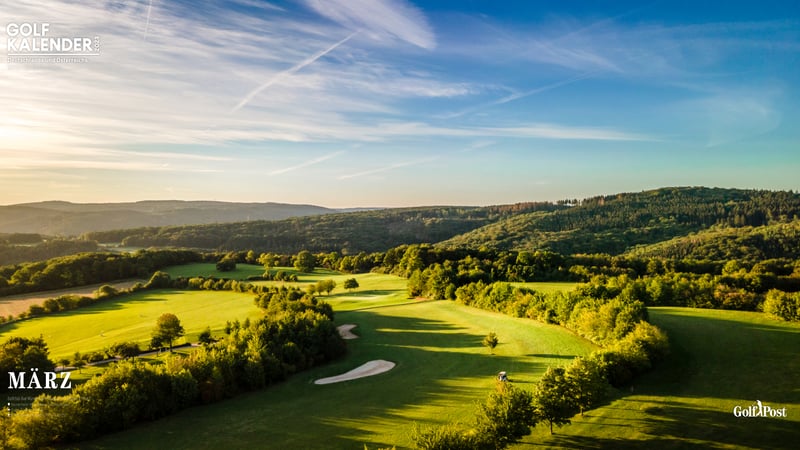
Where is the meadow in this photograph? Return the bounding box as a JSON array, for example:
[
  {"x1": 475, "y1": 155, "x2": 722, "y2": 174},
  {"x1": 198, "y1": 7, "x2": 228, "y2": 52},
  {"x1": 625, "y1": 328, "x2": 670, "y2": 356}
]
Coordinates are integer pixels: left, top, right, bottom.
[{"x1": 0, "y1": 289, "x2": 262, "y2": 361}]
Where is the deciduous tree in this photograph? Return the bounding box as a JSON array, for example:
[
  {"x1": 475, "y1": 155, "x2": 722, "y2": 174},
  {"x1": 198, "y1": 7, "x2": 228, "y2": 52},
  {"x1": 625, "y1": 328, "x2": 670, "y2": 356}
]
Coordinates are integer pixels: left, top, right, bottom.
[{"x1": 151, "y1": 313, "x2": 185, "y2": 352}]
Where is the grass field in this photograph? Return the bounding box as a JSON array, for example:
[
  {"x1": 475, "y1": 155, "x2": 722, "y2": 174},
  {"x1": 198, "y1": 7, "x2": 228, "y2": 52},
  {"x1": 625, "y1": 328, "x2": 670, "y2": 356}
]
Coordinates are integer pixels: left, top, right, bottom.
[
  {"x1": 523, "y1": 307, "x2": 800, "y2": 448},
  {"x1": 0, "y1": 279, "x2": 146, "y2": 318},
  {"x1": 163, "y1": 262, "x2": 266, "y2": 280},
  {"x1": 81, "y1": 298, "x2": 597, "y2": 449},
  {"x1": 0, "y1": 289, "x2": 262, "y2": 361},
  {"x1": 510, "y1": 281, "x2": 578, "y2": 294}
]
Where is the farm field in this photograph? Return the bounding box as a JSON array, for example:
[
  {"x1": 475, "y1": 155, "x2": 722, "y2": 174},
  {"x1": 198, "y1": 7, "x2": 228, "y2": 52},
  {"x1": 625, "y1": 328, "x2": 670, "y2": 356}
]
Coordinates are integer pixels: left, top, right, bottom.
[
  {"x1": 522, "y1": 307, "x2": 800, "y2": 448},
  {"x1": 81, "y1": 297, "x2": 597, "y2": 449},
  {"x1": 0, "y1": 279, "x2": 146, "y2": 318},
  {"x1": 0, "y1": 289, "x2": 262, "y2": 361}
]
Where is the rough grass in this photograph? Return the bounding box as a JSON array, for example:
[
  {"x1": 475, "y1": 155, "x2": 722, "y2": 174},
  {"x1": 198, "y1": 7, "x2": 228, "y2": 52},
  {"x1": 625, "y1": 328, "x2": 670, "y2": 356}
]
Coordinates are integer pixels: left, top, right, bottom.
[
  {"x1": 0, "y1": 289, "x2": 262, "y2": 361},
  {"x1": 523, "y1": 307, "x2": 800, "y2": 448},
  {"x1": 80, "y1": 299, "x2": 597, "y2": 449}
]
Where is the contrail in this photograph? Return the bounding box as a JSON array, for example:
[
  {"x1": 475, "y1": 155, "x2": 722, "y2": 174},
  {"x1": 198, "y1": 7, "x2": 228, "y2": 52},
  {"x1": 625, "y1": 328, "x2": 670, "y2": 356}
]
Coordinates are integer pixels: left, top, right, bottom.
[
  {"x1": 231, "y1": 31, "x2": 358, "y2": 113},
  {"x1": 143, "y1": 0, "x2": 154, "y2": 41},
  {"x1": 270, "y1": 151, "x2": 344, "y2": 175}
]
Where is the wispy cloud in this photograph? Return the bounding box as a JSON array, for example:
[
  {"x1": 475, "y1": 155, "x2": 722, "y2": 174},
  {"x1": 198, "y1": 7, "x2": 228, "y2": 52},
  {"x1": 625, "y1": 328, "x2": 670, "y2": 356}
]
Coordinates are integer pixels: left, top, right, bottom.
[
  {"x1": 303, "y1": 0, "x2": 436, "y2": 49},
  {"x1": 270, "y1": 151, "x2": 345, "y2": 175}
]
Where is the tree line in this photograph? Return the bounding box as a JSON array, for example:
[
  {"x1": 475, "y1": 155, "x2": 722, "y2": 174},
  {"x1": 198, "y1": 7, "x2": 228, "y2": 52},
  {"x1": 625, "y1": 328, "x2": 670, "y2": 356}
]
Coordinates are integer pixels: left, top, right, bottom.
[
  {"x1": 0, "y1": 249, "x2": 203, "y2": 297},
  {"x1": 411, "y1": 284, "x2": 669, "y2": 448},
  {"x1": 1, "y1": 295, "x2": 345, "y2": 449}
]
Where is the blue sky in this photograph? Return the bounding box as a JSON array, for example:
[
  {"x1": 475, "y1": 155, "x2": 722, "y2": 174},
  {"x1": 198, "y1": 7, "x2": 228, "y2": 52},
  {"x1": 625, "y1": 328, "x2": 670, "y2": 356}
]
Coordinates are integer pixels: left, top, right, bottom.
[{"x1": 1, "y1": 0, "x2": 798, "y2": 207}]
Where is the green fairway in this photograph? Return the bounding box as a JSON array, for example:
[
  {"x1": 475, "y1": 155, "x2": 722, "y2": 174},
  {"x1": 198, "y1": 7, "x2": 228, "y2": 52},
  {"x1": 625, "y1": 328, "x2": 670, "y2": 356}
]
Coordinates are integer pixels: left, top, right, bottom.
[
  {"x1": 80, "y1": 300, "x2": 597, "y2": 449},
  {"x1": 163, "y1": 263, "x2": 266, "y2": 280},
  {"x1": 525, "y1": 307, "x2": 800, "y2": 448},
  {"x1": 0, "y1": 289, "x2": 262, "y2": 361}
]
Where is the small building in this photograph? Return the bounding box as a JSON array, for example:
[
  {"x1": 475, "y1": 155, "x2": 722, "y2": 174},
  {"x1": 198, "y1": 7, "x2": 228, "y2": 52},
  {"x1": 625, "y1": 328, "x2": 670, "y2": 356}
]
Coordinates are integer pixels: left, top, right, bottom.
[{"x1": 497, "y1": 371, "x2": 508, "y2": 382}]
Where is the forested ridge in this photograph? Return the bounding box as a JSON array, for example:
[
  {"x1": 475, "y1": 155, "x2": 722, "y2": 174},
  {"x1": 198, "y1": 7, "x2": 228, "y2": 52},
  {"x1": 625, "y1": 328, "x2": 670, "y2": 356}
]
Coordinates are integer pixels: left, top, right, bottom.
[
  {"x1": 439, "y1": 187, "x2": 800, "y2": 254},
  {"x1": 626, "y1": 220, "x2": 800, "y2": 261},
  {"x1": 62, "y1": 187, "x2": 800, "y2": 257},
  {"x1": 81, "y1": 203, "x2": 563, "y2": 254}
]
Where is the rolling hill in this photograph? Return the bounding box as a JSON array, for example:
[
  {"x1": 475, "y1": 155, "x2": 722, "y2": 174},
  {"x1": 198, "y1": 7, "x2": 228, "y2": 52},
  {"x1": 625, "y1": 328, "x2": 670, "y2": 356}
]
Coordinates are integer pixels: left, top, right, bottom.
[
  {"x1": 437, "y1": 187, "x2": 800, "y2": 255},
  {"x1": 0, "y1": 200, "x2": 340, "y2": 236},
  {"x1": 82, "y1": 204, "x2": 563, "y2": 253}
]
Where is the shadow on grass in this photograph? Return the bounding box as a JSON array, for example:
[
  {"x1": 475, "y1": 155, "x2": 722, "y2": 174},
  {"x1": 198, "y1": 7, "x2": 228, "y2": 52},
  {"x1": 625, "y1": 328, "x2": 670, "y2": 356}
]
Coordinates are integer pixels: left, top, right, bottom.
[
  {"x1": 81, "y1": 302, "x2": 569, "y2": 450},
  {"x1": 646, "y1": 308, "x2": 800, "y2": 403},
  {"x1": 529, "y1": 398, "x2": 799, "y2": 450},
  {"x1": 530, "y1": 353, "x2": 577, "y2": 359},
  {"x1": 0, "y1": 289, "x2": 185, "y2": 335}
]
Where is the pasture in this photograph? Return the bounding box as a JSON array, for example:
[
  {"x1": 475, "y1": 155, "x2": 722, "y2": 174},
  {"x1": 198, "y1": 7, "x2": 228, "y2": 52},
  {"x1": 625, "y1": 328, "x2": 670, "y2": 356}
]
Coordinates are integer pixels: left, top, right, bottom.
[
  {"x1": 81, "y1": 297, "x2": 597, "y2": 449},
  {"x1": 0, "y1": 289, "x2": 262, "y2": 361}
]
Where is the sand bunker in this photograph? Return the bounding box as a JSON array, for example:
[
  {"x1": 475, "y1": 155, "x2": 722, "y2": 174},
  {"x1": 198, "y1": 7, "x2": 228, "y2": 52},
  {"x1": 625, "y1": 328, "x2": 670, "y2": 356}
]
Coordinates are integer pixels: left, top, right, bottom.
[
  {"x1": 314, "y1": 360, "x2": 396, "y2": 385},
  {"x1": 337, "y1": 324, "x2": 359, "y2": 340}
]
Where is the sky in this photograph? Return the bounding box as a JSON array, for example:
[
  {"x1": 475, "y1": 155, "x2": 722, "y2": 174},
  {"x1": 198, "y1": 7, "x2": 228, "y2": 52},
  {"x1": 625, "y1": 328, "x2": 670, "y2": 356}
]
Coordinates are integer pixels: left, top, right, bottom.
[{"x1": 1, "y1": 0, "x2": 798, "y2": 207}]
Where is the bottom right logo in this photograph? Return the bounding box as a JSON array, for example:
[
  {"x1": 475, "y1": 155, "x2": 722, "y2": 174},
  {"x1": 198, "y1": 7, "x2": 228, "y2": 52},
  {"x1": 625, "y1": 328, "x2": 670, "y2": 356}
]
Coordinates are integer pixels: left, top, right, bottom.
[{"x1": 733, "y1": 400, "x2": 787, "y2": 418}]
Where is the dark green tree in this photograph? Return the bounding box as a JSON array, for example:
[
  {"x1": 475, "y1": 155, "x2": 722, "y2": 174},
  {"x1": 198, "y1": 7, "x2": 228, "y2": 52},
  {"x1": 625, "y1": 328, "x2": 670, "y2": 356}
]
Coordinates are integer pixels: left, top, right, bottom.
[
  {"x1": 532, "y1": 366, "x2": 578, "y2": 434},
  {"x1": 343, "y1": 277, "x2": 359, "y2": 292},
  {"x1": 294, "y1": 250, "x2": 316, "y2": 273},
  {"x1": 475, "y1": 382, "x2": 538, "y2": 449},
  {"x1": 198, "y1": 326, "x2": 214, "y2": 345},
  {"x1": 564, "y1": 357, "x2": 608, "y2": 416}
]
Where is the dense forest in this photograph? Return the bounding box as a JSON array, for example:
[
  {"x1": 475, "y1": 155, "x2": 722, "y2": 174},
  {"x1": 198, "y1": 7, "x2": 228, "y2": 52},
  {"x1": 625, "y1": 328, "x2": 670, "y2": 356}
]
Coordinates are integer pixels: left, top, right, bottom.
[
  {"x1": 81, "y1": 203, "x2": 562, "y2": 254},
  {"x1": 68, "y1": 188, "x2": 800, "y2": 257},
  {"x1": 0, "y1": 235, "x2": 100, "y2": 266},
  {"x1": 625, "y1": 220, "x2": 800, "y2": 261},
  {"x1": 439, "y1": 187, "x2": 800, "y2": 254}
]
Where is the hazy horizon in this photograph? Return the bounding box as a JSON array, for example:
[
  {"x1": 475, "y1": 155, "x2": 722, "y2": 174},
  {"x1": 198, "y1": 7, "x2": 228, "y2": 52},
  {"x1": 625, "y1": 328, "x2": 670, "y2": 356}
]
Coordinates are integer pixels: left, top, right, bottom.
[{"x1": 2, "y1": 1, "x2": 798, "y2": 207}]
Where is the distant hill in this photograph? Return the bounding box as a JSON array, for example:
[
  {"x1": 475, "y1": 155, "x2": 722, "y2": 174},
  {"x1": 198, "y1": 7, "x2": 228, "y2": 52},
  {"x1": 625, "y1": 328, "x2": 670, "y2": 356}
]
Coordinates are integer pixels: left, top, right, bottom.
[
  {"x1": 437, "y1": 187, "x2": 800, "y2": 255},
  {"x1": 81, "y1": 203, "x2": 563, "y2": 253},
  {"x1": 625, "y1": 221, "x2": 800, "y2": 261},
  {"x1": 0, "y1": 201, "x2": 340, "y2": 236},
  {"x1": 5, "y1": 188, "x2": 800, "y2": 258}
]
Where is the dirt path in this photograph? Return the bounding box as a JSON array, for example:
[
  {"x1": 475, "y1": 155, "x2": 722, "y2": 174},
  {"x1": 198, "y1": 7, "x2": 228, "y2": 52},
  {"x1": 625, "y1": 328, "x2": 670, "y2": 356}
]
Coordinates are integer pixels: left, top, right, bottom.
[
  {"x1": 314, "y1": 360, "x2": 396, "y2": 385},
  {"x1": 0, "y1": 279, "x2": 146, "y2": 317}
]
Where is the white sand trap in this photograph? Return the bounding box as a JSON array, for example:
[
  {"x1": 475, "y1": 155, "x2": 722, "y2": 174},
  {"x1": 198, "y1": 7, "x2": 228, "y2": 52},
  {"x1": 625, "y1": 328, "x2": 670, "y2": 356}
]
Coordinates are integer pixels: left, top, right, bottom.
[
  {"x1": 337, "y1": 324, "x2": 359, "y2": 340},
  {"x1": 314, "y1": 360, "x2": 396, "y2": 385}
]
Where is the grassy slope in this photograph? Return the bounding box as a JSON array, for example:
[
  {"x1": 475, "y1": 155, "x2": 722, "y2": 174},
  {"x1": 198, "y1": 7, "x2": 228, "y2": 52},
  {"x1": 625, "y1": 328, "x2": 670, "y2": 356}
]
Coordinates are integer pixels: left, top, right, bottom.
[
  {"x1": 163, "y1": 262, "x2": 266, "y2": 279},
  {"x1": 81, "y1": 300, "x2": 597, "y2": 449},
  {"x1": 0, "y1": 289, "x2": 262, "y2": 361},
  {"x1": 524, "y1": 307, "x2": 800, "y2": 449}
]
